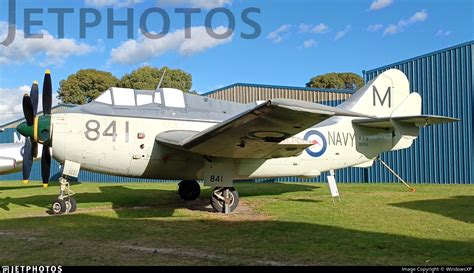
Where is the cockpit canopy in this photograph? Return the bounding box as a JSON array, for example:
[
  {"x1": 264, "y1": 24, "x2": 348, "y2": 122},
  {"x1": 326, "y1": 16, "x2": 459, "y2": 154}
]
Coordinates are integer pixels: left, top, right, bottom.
[{"x1": 94, "y1": 87, "x2": 186, "y2": 108}]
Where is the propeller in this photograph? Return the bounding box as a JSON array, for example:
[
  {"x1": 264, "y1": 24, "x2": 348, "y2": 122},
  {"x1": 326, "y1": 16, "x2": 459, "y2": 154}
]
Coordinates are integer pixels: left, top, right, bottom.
[{"x1": 17, "y1": 70, "x2": 53, "y2": 187}]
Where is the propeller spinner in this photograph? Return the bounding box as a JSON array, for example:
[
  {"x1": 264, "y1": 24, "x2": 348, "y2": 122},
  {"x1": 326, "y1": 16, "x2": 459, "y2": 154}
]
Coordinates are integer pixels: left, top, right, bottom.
[{"x1": 16, "y1": 70, "x2": 53, "y2": 187}]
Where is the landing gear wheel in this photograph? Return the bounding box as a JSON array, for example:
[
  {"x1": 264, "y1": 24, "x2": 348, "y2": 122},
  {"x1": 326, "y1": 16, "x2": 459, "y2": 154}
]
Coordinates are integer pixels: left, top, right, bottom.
[
  {"x1": 178, "y1": 180, "x2": 201, "y2": 201},
  {"x1": 51, "y1": 199, "x2": 67, "y2": 215},
  {"x1": 51, "y1": 176, "x2": 77, "y2": 215},
  {"x1": 66, "y1": 197, "x2": 77, "y2": 213},
  {"x1": 211, "y1": 187, "x2": 239, "y2": 213}
]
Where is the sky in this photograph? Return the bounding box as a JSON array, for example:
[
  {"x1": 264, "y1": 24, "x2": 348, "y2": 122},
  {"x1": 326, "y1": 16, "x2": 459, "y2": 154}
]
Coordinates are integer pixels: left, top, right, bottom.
[{"x1": 0, "y1": 0, "x2": 473, "y2": 124}]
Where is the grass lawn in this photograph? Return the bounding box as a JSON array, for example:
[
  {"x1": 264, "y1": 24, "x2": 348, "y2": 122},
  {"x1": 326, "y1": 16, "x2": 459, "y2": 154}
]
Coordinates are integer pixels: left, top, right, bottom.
[{"x1": 0, "y1": 181, "x2": 472, "y2": 265}]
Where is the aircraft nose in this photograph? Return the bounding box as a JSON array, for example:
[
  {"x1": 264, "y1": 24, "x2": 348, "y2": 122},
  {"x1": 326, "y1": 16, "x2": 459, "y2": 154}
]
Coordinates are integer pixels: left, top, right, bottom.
[
  {"x1": 16, "y1": 115, "x2": 51, "y2": 144},
  {"x1": 16, "y1": 121, "x2": 33, "y2": 138}
]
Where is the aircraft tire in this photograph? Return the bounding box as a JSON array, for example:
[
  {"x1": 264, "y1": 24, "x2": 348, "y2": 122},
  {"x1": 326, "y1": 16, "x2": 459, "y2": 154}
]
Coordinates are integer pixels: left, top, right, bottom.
[
  {"x1": 178, "y1": 180, "x2": 201, "y2": 201},
  {"x1": 51, "y1": 199, "x2": 67, "y2": 214},
  {"x1": 210, "y1": 187, "x2": 239, "y2": 213},
  {"x1": 67, "y1": 197, "x2": 77, "y2": 213}
]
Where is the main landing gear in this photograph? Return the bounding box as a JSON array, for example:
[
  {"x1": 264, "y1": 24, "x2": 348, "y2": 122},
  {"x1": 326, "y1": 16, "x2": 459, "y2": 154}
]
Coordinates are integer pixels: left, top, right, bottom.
[
  {"x1": 178, "y1": 180, "x2": 240, "y2": 213},
  {"x1": 51, "y1": 176, "x2": 76, "y2": 215}
]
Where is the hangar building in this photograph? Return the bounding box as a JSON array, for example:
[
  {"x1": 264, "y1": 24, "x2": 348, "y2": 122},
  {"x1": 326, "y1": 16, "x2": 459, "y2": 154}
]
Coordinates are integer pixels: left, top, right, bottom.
[{"x1": 0, "y1": 41, "x2": 472, "y2": 184}]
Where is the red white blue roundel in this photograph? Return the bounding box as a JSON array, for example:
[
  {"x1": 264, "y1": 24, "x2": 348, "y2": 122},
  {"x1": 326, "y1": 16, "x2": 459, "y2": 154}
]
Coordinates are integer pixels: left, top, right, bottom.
[{"x1": 304, "y1": 130, "x2": 327, "y2": 157}]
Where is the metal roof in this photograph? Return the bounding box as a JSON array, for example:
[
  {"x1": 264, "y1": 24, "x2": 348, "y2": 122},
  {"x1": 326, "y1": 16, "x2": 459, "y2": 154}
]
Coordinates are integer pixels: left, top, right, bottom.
[{"x1": 203, "y1": 83, "x2": 356, "y2": 96}]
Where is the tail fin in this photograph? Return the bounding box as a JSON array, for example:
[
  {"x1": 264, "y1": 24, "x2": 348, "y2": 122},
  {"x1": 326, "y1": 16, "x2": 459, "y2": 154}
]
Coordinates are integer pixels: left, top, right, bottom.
[
  {"x1": 340, "y1": 69, "x2": 416, "y2": 117},
  {"x1": 346, "y1": 69, "x2": 459, "y2": 153}
]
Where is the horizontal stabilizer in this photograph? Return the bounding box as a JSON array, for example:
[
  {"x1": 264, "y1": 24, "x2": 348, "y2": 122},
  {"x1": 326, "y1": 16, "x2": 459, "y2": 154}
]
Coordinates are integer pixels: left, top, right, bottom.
[{"x1": 353, "y1": 115, "x2": 460, "y2": 129}]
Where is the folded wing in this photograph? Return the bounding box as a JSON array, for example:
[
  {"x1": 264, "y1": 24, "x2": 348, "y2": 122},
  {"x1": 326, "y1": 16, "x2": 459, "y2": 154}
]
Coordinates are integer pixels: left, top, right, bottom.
[{"x1": 156, "y1": 99, "x2": 369, "y2": 159}]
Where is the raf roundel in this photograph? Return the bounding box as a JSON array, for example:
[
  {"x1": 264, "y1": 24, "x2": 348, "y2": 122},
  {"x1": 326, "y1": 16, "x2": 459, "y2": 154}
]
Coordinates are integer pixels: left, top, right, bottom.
[{"x1": 304, "y1": 130, "x2": 327, "y2": 158}]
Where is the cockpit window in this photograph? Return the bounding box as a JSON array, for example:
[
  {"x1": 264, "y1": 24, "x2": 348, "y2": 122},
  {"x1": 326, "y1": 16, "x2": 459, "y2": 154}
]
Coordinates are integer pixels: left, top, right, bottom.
[
  {"x1": 154, "y1": 91, "x2": 162, "y2": 104},
  {"x1": 135, "y1": 90, "x2": 153, "y2": 106},
  {"x1": 112, "y1": 88, "x2": 136, "y2": 106},
  {"x1": 93, "y1": 87, "x2": 184, "y2": 108},
  {"x1": 95, "y1": 89, "x2": 112, "y2": 105},
  {"x1": 162, "y1": 88, "x2": 185, "y2": 108}
]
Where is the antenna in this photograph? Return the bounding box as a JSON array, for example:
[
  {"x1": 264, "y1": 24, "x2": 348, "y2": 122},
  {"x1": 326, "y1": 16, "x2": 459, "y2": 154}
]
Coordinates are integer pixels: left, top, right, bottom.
[{"x1": 156, "y1": 68, "x2": 167, "y2": 90}]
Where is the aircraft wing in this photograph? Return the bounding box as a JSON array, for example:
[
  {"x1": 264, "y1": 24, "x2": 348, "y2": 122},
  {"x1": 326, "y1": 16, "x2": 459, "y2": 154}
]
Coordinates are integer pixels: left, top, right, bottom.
[
  {"x1": 352, "y1": 115, "x2": 460, "y2": 129},
  {"x1": 156, "y1": 99, "x2": 369, "y2": 159}
]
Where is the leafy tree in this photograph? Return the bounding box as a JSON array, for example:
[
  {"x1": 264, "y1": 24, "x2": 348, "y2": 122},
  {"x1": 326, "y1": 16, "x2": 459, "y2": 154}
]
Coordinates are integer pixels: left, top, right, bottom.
[
  {"x1": 338, "y1": 73, "x2": 364, "y2": 89},
  {"x1": 118, "y1": 66, "x2": 193, "y2": 92},
  {"x1": 306, "y1": 72, "x2": 363, "y2": 90},
  {"x1": 57, "y1": 69, "x2": 118, "y2": 104}
]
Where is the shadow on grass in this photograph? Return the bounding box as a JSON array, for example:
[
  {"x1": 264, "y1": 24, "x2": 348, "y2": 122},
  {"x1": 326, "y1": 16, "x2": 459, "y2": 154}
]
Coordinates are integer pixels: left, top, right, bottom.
[
  {"x1": 0, "y1": 185, "x2": 44, "y2": 192},
  {"x1": 0, "y1": 212, "x2": 471, "y2": 265},
  {"x1": 390, "y1": 196, "x2": 474, "y2": 224},
  {"x1": 0, "y1": 183, "x2": 320, "y2": 218}
]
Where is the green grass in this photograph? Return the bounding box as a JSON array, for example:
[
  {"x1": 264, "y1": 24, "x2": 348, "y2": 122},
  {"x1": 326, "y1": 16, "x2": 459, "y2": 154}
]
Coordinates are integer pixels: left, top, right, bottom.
[{"x1": 0, "y1": 181, "x2": 472, "y2": 265}]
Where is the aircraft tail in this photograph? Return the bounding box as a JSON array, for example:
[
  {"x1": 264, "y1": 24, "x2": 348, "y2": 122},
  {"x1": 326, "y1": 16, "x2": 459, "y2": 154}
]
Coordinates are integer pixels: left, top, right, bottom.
[
  {"x1": 342, "y1": 69, "x2": 459, "y2": 152},
  {"x1": 339, "y1": 69, "x2": 418, "y2": 117}
]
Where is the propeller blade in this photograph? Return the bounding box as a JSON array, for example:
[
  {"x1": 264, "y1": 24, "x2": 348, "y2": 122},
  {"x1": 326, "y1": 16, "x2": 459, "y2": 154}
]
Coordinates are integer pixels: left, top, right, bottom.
[
  {"x1": 32, "y1": 142, "x2": 38, "y2": 158},
  {"x1": 41, "y1": 146, "x2": 51, "y2": 188},
  {"x1": 22, "y1": 138, "x2": 33, "y2": 184},
  {"x1": 30, "y1": 81, "x2": 39, "y2": 116},
  {"x1": 43, "y1": 70, "x2": 52, "y2": 115},
  {"x1": 22, "y1": 95, "x2": 35, "y2": 127}
]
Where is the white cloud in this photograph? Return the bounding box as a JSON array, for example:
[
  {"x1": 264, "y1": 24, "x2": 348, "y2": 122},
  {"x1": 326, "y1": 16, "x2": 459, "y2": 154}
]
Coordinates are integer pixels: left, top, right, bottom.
[
  {"x1": 311, "y1": 23, "x2": 329, "y2": 34},
  {"x1": 85, "y1": 0, "x2": 142, "y2": 8},
  {"x1": 383, "y1": 24, "x2": 399, "y2": 35},
  {"x1": 157, "y1": 0, "x2": 232, "y2": 9},
  {"x1": 0, "y1": 85, "x2": 59, "y2": 125},
  {"x1": 302, "y1": 39, "x2": 317, "y2": 49},
  {"x1": 0, "y1": 22, "x2": 94, "y2": 66},
  {"x1": 110, "y1": 26, "x2": 233, "y2": 65},
  {"x1": 367, "y1": 24, "x2": 384, "y2": 32},
  {"x1": 298, "y1": 23, "x2": 329, "y2": 34},
  {"x1": 369, "y1": 0, "x2": 393, "y2": 11},
  {"x1": 384, "y1": 10, "x2": 428, "y2": 36},
  {"x1": 267, "y1": 24, "x2": 291, "y2": 43},
  {"x1": 436, "y1": 29, "x2": 452, "y2": 37},
  {"x1": 408, "y1": 10, "x2": 428, "y2": 24},
  {"x1": 335, "y1": 25, "x2": 351, "y2": 41}
]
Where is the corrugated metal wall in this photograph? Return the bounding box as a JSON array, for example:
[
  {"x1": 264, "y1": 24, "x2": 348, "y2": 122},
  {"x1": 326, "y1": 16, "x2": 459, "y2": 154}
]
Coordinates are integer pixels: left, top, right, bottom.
[{"x1": 363, "y1": 41, "x2": 473, "y2": 184}]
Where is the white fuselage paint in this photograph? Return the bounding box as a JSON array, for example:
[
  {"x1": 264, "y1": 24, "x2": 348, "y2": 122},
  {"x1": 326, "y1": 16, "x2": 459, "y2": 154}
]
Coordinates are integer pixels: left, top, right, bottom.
[
  {"x1": 51, "y1": 113, "x2": 393, "y2": 180},
  {"x1": 0, "y1": 143, "x2": 44, "y2": 175}
]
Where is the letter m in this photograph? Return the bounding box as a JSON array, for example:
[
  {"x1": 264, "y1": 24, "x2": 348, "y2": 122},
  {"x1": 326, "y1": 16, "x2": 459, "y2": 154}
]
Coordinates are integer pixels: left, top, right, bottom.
[{"x1": 372, "y1": 86, "x2": 391, "y2": 108}]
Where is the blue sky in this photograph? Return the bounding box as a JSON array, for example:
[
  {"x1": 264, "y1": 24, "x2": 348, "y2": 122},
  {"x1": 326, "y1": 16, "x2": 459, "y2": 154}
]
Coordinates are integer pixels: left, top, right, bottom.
[{"x1": 0, "y1": 0, "x2": 473, "y2": 123}]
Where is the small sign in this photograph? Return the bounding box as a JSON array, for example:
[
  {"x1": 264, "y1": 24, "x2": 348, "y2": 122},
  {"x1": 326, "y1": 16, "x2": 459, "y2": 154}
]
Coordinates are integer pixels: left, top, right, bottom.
[
  {"x1": 63, "y1": 160, "x2": 81, "y2": 178},
  {"x1": 327, "y1": 175, "x2": 339, "y2": 198},
  {"x1": 327, "y1": 170, "x2": 340, "y2": 204}
]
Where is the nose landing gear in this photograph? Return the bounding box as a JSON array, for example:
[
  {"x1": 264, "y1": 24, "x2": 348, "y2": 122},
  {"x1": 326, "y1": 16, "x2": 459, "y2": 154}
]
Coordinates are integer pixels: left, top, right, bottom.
[{"x1": 50, "y1": 176, "x2": 76, "y2": 215}]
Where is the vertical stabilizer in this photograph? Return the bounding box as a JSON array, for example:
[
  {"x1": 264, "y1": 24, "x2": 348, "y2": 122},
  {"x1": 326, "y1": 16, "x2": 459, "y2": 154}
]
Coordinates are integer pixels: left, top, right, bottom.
[{"x1": 339, "y1": 69, "x2": 410, "y2": 117}]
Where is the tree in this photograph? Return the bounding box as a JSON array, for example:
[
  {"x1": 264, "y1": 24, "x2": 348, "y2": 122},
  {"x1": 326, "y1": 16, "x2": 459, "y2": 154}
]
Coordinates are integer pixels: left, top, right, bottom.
[
  {"x1": 57, "y1": 69, "x2": 118, "y2": 104},
  {"x1": 306, "y1": 72, "x2": 363, "y2": 90},
  {"x1": 338, "y1": 73, "x2": 364, "y2": 89},
  {"x1": 118, "y1": 66, "x2": 193, "y2": 92}
]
